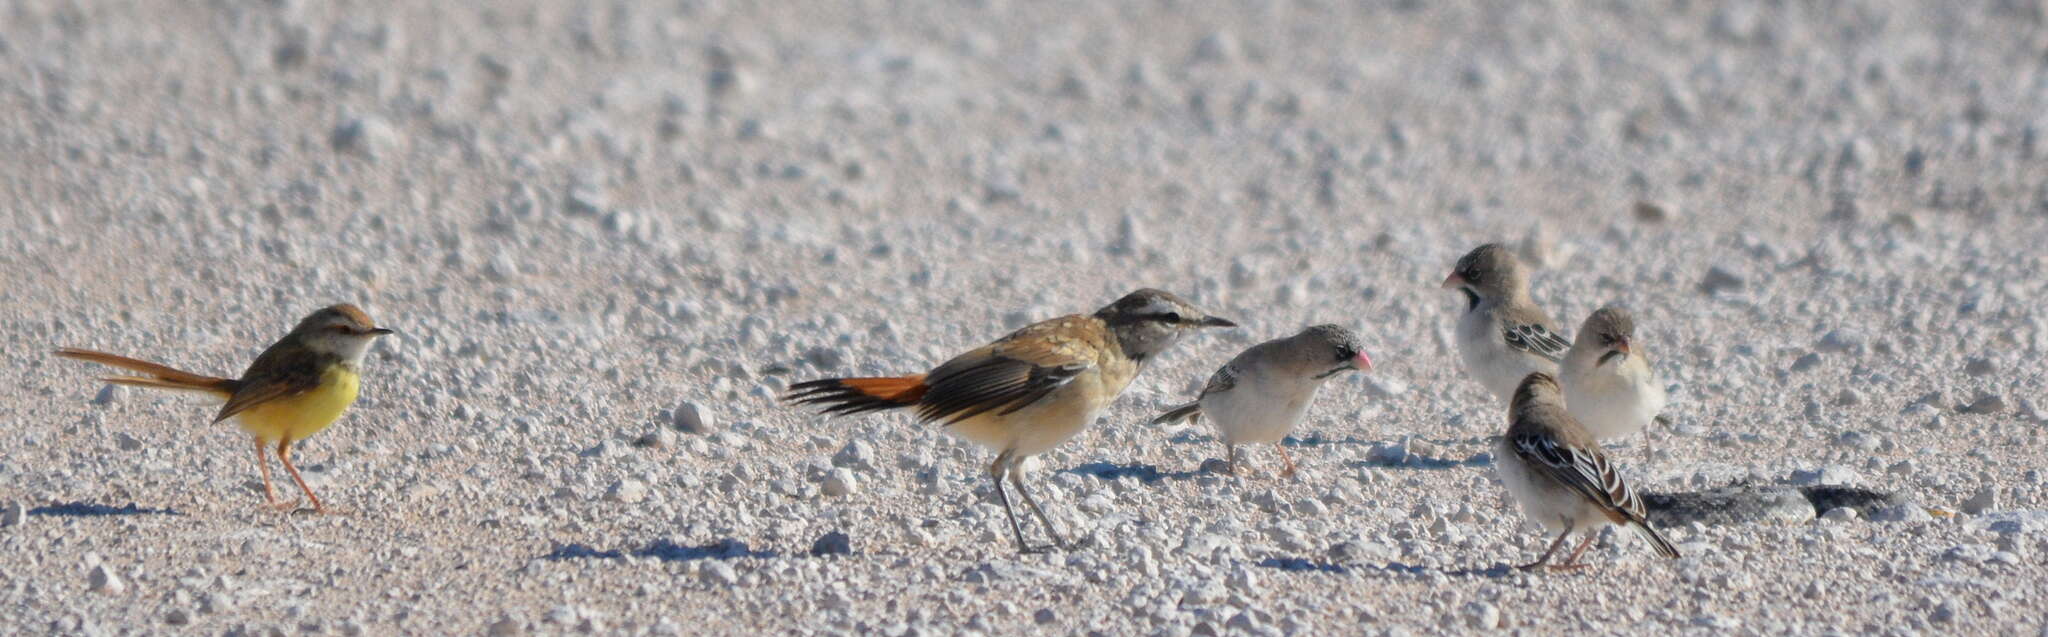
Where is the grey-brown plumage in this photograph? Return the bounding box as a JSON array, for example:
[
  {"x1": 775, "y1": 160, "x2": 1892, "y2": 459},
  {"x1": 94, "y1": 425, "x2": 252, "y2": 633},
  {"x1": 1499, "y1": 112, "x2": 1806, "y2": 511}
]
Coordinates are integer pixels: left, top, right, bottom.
[
  {"x1": 787, "y1": 288, "x2": 1234, "y2": 553},
  {"x1": 1494, "y1": 373, "x2": 1680, "y2": 570},
  {"x1": 1561, "y1": 306, "x2": 1667, "y2": 444},
  {"x1": 1444, "y1": 244, "x2": 1570, "y2": 403},
  {"x1": 1150, "y1": 324, "x2": 1372, "y2": 476}
]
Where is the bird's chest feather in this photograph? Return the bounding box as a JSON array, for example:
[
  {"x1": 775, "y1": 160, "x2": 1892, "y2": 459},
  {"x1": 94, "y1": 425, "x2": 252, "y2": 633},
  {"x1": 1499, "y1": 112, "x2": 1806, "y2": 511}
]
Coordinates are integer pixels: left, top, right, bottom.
[
  {"x1": 1455, "y1": 308, "x2": 1497, "y2": 351},
  {"x1": 236, "y1": 366, "x2": 361, "y2": 443},
  {"x1": 1087, "y1": 343, "x2": 1143, "y2": 408}
]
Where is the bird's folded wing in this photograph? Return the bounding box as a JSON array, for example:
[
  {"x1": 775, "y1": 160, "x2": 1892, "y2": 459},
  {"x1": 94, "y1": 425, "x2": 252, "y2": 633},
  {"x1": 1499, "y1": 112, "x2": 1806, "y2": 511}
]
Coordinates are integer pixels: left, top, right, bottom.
[
  {"x1": 1197, "y1": 363, "x2": 1239, "y2": 399},
  {"x1": 916, "y1": 317, "x2": 1098, "y2": 425},
  {"x1": 213, "y1": 348, "x2": 328, "y2": 423},
  {"x1": 1511, "y1": 432, "x2": 1647, "y2": 518},
  {"x1": 1500, "y1": 308, "x2": 1571, "y2": 362}
]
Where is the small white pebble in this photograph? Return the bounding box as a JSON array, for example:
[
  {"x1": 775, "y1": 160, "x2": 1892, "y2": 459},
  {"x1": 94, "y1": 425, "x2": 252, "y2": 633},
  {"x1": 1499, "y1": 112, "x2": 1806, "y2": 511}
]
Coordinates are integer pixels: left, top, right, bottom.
[
  {"x1": 89, "y1": 565, "x2": 126, "y2": 594},
  {"x1": 822, "y1": 469, "x2": 859, "y2": 497},
  {"x1": 674, "y1": 401, "x2": 715, "y2": 434},
  {"x1": 606, "y1": 480, "x2": 648, "y2": 504}
]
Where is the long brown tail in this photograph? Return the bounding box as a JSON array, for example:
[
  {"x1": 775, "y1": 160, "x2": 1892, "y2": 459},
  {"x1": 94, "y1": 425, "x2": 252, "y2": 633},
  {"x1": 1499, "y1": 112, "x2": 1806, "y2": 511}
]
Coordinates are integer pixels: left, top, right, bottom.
[
  {"x1": 783, "y1": 375, "x2": 928, "y2": 417},
  {"x1": 53, "y1": 348, "x2": 238, "y2": 396}
]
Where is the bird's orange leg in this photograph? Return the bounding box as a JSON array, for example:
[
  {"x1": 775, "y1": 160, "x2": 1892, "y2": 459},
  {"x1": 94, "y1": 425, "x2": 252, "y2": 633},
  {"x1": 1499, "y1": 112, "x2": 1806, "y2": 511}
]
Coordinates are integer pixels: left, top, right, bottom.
[
  {"x1": 253, "y1": 437, "x2": 281, "y2": 508},
  {"x1": 276, "y1": 439, "x2": 328, "y2": 514},
  {"x1": 1276, "y1": 443, "x2": 1299, "y2": 478},
  {"x1": 1556, "y1": 533, "x2": 1600, "y2": 570},
  {"x1": 1518, "y1": 529, "x2": 1574, "y2": 571}
]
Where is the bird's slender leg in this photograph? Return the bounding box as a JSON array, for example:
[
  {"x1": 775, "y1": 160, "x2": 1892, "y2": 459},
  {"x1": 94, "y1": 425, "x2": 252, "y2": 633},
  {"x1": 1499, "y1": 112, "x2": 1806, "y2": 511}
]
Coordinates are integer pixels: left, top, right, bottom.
[
  {"x1": 276, "y1": 439, "x2": 327, "y2": 514},
  {"x1": 1009, "y1": 458, "x2": 1074, "y2": 551},
  {"x1": 1276, "y1": 443, "x2": 1299, "y2": 478},
  {"x1": 1518, "y1": 528, "x2": 1574, "y2": 571},
  {"x1": 989, "y1": 453, "x2": 1040, "y2": 553},
  {"x1": 1557, "y1": 533, "x2": 1600, "y2": 569},
  {"x1": 253, "y1": 437, "x2": 281, "y2": 508},
  {"x1": 1223, "y1": 444, "x2": 1238, "y2": 476}
]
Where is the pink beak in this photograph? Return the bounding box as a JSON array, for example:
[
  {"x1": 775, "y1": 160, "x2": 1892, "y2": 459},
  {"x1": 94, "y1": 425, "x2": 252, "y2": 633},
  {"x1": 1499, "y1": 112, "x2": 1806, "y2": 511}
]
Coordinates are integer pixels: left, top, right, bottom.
[{"x1": 1353, "y1": 351, "x2": 1374, "y2": 371}]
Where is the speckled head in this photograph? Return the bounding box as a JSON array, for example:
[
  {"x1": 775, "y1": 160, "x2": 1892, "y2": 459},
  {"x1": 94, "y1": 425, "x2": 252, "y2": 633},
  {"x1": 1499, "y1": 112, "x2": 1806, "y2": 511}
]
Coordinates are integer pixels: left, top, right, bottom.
[
  {"x1": 1577, "y1": 306, "x2": 1636, "y2": 363},
  {"x1": 1442, "y1": 243, "x2": 1527, "y2": 304},
  {"x1": 1294, "y1": 324, "x2": 1373, "y2": 378},
  {"x1": 1509, "y1": 371, "x2": 1563, "y2": 412},
  {"x1": 1095, "y1": 288, "x2": 1235, "y2": 362}
]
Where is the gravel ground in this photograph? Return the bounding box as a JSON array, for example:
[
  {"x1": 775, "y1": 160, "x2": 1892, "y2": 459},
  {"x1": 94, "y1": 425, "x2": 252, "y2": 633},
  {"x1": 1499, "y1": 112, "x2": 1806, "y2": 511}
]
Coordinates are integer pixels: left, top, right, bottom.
[{"x1": 4, "y1": 1, "x2": 2048, "y2": 635}]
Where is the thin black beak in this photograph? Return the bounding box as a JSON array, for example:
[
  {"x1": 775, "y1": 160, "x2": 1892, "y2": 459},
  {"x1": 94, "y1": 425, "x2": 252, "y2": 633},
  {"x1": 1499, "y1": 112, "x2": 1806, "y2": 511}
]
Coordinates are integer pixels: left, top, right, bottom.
[
  {"x1": 1197, "y1": 316, "x2": 1237, "y2": 328},
  {"x1": 367, "y1": 328, "x2": 397, "y2": 336}
]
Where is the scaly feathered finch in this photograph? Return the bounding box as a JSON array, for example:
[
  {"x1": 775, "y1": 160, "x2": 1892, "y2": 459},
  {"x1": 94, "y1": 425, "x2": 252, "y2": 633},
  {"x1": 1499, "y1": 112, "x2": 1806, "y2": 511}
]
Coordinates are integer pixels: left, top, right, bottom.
[
  {"x1": 1494, "y1": 372, "x2": 1680, "y2": 570},
  {"x1": 1150, "y1": 324, "x2": 1372, "y2": 476},
  {"x1": 1560, "y1": 307, "x2": 1667, "y2": 445},
  {"x1": 1443, "y1": 244, "x2": 1569, "y2": 404}
]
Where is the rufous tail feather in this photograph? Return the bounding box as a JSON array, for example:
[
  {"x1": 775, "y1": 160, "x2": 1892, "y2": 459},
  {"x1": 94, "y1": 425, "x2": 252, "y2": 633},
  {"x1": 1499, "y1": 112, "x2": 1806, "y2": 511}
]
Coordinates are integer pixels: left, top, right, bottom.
[
  {"x1": 784, "y1": 374, "x2": 928, "y2": 417},
  {"x1": 54, "y1": 348, "x2": 238, "y2": 396}
]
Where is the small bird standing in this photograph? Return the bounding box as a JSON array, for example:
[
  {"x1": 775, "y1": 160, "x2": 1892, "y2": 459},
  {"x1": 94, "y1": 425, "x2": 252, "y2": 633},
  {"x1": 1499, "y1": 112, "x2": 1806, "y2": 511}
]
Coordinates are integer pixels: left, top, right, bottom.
[
  {"x1": 1443, "y1": 244, "x2": 1570, "y2": 404},
  {"x1": 1559, "y1": 307, "x2": 1666, "y2": 445},
  {"x1": 1150, "y1": 324, "x2": 1372, "y2": 477},
  {"x1": 1494, "y1": 372, "x2": 1680, "y2": 571},
  {"x1": 56, "y1": 304, "x2": 395, "y2": 514},
  {"x1": 785, "y1": 289, "x2": 1234, "y2": 553}
]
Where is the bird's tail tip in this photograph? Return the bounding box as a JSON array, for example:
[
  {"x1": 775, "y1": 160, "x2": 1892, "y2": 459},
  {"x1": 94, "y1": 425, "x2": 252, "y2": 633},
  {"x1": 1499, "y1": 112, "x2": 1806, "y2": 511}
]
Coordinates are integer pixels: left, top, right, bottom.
[
  {"x1": 783, "y1": 375, "x2": 927, "y2": 416},
  {"x1": 1149, "y1": 402, "x2": 1202, "y2": 426},
  {"x1": 55, "y1": 348, "x2": 234, "y2": 394},
  {"x1": 1636, "y1": 523, "x2": 1681, "y2": 560}
]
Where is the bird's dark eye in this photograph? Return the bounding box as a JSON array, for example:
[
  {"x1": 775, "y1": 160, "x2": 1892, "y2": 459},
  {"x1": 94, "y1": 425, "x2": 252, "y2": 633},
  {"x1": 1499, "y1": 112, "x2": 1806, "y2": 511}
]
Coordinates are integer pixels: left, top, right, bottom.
[
  {"x1": 1335, "y1": 347, "x2": 1355, "y2": 362},
  {"x1": 331, "y1": 325, "x2": 354, "y2": 334},
  {"x1": 1159, "y1": 312, "x2": 1183, "y2": 324}
]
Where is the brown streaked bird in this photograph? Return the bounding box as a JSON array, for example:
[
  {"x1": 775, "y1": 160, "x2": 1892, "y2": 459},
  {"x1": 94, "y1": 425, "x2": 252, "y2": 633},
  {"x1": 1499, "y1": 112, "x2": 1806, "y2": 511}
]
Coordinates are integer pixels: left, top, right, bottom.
[
  {"x1": 1443, "y1": 243, "x2": 1570, "y2": 404},
  {"x1": 785, "y1": 288, "x2": 1235, "y2": 553},
  {"x1": 56, "y1": 304, "x2": 395, "y2": 514},
  {"x1": 1494, "y1": 372, "x2": 1679, "y2": 571}
]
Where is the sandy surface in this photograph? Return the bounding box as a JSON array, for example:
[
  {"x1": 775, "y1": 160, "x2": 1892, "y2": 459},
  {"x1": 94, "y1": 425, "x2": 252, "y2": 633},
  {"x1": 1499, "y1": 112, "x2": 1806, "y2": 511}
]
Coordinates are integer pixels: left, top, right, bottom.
[{"x1": 4, "y1": 0, "x2": 2047, "y2": 634}]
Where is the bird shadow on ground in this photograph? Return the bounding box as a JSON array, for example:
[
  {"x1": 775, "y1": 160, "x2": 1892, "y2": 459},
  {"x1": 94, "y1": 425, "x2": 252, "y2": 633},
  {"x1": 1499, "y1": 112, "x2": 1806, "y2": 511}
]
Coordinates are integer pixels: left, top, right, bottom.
[
  {"x1": 1061, "y1": 461, "x2": 1207, "y2": 483},
  {"x1": 29, "y1": 501, "x2": 182, "y2": 517},
  {"x1": 1345, "y1": 453, "x2": 1491, "y2": 471},
  {"x1": 1164, "y1": 432, "x2": 1382, "y2": 448},
  {"x1": 1159, "y1": 433, "x2": 1492, "y2": 472},
  {"x1": 1257, "y1": 557, "x2": 1518, "y2": 578},
  {"x1": 1280, "y1": 434, "x2": 1389, "y2": 448},
  {"x1": 544, "y1": 538, "x2": 778, "y2": 562}
]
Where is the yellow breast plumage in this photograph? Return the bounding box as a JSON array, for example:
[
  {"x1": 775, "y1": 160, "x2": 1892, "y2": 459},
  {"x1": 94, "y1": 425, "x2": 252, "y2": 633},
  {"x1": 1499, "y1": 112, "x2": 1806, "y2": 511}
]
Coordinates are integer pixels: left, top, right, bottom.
[{"x1": 234, "y1": 365, "x2": 360, "y2": 444}]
